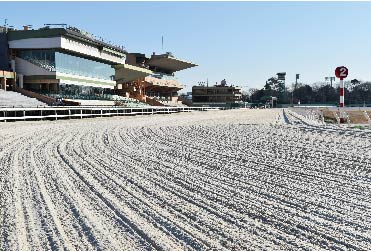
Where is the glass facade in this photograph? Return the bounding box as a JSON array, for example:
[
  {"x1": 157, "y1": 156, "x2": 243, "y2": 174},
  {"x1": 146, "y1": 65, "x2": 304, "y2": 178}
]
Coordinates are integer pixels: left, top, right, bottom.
[
  {"x1": 19, "y1": 50, "x2": 55, "y2": 71},
  {"x1": 19, "y1": 49, "x2": 115, "y2": 80},
  {"x1": 55, "y1": 52, "x2": 114, "y2": 80}
]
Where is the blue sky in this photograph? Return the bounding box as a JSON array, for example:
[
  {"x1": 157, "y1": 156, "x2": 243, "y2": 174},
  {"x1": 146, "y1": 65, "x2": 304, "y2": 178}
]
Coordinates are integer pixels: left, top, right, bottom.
[{"x1": 2, "y1": 1, "x2": 371, "y2": 92}]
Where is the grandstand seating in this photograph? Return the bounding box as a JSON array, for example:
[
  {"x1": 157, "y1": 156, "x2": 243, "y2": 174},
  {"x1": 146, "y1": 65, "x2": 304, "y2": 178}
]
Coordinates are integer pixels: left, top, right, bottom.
[
  {"x1": 22, "y1": 56, "x2": 56, "y2": 72},
  {"x1": 0, "y1": 90, "x2": 47, "y2": 107},
  {"x1": 112, "y1": 95, "x2": 150, "y2": 107},
  {"x1": 44, "y1": 93, "x2": 150, "y2": 107},
  {"x1": 151, "y1": 97, "x2": 186, "y2": 107}
]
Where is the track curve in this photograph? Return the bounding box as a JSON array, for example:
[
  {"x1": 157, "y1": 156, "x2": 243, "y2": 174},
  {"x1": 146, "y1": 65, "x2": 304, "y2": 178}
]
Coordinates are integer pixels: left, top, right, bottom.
[{"x1": 1, "y1": 109, "x2": 371, "y2": 250}]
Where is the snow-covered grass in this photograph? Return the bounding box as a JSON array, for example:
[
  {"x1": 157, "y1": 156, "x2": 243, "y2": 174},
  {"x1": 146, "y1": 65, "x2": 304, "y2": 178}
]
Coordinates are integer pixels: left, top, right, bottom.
[{"x1": 1, "y1": 109, "x2": 370, "y2": 250}]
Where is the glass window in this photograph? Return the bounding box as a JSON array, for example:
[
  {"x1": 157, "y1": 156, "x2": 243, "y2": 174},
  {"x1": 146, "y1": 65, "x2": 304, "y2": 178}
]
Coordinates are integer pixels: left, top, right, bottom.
[
  {"x1": 55, "y1": 52, "x2": 114, "y2": 80},
  {"x1": 18, "y1": 49, "x2": 114, "y2": 80},
  {"x1": 19, "y1": 49, "x2": 56, "y2": 71}
]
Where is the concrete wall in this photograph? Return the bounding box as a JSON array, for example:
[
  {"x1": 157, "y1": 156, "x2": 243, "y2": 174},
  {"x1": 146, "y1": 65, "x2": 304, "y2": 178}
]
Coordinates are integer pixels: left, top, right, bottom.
[
  {"x1": 9, "y1": 37, "x2": 62, "y2": 49},
  {"x1": 56, "y1": 72, "x2": 116, "y2": 89},
  {"x1": 9, "y1": 37, "x2": 126, "y2": 64}
]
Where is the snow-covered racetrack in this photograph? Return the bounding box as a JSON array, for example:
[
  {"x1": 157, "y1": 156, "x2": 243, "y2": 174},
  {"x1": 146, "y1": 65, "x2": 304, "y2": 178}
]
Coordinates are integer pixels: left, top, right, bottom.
[{"x1": 1, "y1": 109, "x2": 371, "y2": 250}]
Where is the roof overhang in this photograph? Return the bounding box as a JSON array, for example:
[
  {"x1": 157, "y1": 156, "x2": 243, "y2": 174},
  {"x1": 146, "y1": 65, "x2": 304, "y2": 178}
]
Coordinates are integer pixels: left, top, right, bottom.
[
  {"x1": 147, "y1": 56, "x2": 197, "y2": 73},
  {"x1": 114, "y1": 64, "x2": 153, "y2": 83},
  {"x1": 7, "y1": 28, "x2": 127, "y2": 55}
]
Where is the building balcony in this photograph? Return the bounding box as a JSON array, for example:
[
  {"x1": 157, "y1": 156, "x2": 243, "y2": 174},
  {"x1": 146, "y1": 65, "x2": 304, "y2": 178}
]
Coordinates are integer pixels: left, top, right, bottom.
[{"x1": 144, "y1": 76, "x2": 182, "y2": 89}]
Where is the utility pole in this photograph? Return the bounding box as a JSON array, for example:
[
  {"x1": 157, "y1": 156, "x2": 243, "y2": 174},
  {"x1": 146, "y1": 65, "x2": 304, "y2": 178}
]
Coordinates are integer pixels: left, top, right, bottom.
[{"x1": 291, "y1": 74, "x2": 300, "y2": 106}]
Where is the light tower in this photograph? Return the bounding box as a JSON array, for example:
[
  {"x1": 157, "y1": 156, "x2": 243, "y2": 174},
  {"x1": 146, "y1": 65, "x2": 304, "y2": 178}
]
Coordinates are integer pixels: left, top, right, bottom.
[
  {"x1": 291, "y1": 74, "x2": 300, "y2": 106},
  {"x1": 325, "y1": 77, "x2": 335, "y2": 87},
  {"x1": 277, "y1": 72, "x2": 286, "y2": 103}
]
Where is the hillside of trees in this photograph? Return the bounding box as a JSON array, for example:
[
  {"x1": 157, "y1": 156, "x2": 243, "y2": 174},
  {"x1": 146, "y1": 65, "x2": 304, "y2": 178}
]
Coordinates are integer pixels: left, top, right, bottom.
[{"x1": 247, "y1": 78, "x2": 371, "y2": 106}]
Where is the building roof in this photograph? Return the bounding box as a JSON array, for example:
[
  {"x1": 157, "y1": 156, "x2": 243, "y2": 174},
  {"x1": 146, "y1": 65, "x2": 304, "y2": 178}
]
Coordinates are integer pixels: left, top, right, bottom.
[
  {"x1": 7, "y1": 27, "x2": 126, "y2": 55},
  {"x1": 147, "y1": 54, "x2": 197, "y2": 74}
]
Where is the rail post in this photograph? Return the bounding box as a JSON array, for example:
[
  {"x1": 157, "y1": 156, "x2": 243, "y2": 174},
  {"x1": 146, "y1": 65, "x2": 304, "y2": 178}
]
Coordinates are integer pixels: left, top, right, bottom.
[{"x1": 363, "y1": 111, "x2": 371, "y2": 128}]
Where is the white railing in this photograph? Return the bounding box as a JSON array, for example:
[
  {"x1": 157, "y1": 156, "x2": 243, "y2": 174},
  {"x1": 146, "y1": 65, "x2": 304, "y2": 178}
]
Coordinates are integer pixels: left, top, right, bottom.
[
  {"x1": 288, "y1": 107, "x2": 325, "y2": 125},
  {"x1": 0, "y1": 106, "x2": 225, "y2": 122}
]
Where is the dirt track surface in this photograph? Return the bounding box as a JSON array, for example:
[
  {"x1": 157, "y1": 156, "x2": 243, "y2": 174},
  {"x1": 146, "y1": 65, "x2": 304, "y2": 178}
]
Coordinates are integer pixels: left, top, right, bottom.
[
  {"x1": 321, "y1": 109, "x2": 370, "y2": 124},
  {"x1": 1, "y1": 109, "x2": 371, "y2": 250}
]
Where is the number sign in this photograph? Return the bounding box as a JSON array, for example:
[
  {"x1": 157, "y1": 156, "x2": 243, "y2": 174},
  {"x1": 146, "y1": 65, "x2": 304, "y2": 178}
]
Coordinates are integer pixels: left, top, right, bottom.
[{"x1": 335, "y1": 66, "x2": 348, "y2": 80}]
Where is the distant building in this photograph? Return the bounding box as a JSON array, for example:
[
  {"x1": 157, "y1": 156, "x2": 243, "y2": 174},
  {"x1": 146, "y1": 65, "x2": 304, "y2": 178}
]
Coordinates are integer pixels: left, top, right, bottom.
[{"x1": 192, "y1": 80, "x2": 242, "y2": 107}]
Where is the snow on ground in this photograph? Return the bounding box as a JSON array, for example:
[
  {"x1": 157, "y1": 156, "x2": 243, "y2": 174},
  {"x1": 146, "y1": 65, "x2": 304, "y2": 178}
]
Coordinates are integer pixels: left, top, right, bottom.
[{"x1": 0, "y1": 109, "x2": 371, "y2": 250}]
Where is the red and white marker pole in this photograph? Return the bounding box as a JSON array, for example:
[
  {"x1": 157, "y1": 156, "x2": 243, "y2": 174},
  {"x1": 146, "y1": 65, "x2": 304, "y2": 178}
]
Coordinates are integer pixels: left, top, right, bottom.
[
  {"x1": 339, "y1": 78, "x2": 344, "y2": 107},
  {"x1": 339, "y1": 78, "x2": 345, "y2": 123},
  {"x1": 335, "y1": 66, "x2": 348, "y2": 123}
]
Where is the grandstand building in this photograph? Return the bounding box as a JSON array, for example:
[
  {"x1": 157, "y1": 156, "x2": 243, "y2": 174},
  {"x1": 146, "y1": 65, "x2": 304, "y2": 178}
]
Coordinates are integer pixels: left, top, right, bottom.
[
  {"x1": 0, "y1": 24, "x2": 197, "y2": 107},
  {"x1": 114, "y1": 52, "x2": 197, "y2": 106},
  {"x1": 5, "y1": 25, "x2": 125, "y2": 100}
]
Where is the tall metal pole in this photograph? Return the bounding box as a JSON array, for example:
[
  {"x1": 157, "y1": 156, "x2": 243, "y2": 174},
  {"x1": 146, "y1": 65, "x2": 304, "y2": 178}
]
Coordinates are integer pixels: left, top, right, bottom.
[
  {"x1": 291, "y1": 82, "x2": 294, "y2": 107},
  {"x1": 339, "y1": 78, "x2": 345, "y2": 123},
  {"x1": 325, "y1": 76, "x2": 335, "y2": 87},
  {"x1": 291, "y1": 74, "x2": 299, "y2": 106}
]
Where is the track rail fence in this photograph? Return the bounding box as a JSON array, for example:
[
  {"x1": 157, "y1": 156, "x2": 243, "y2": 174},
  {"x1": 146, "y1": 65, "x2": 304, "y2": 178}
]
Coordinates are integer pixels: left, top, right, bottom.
[{"x1": 0, "y1": 106, "x2": 226, "y2": 122}]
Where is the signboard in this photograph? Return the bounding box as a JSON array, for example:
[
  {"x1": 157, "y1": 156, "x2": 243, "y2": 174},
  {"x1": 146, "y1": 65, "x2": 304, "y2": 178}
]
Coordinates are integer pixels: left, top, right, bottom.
[{"x1": 335, "y1": 66, "x2": 348, "y2": 80}]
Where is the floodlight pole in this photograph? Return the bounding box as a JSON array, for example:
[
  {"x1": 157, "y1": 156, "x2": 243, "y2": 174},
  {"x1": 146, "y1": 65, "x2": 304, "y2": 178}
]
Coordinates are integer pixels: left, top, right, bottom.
[
  {"x1": 325, "y1": 76, "x2": 335, "y2": 87},
  {"x1": 291, "y1": 74, "x2": 299, "y2": 107}
]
